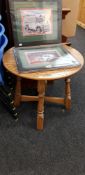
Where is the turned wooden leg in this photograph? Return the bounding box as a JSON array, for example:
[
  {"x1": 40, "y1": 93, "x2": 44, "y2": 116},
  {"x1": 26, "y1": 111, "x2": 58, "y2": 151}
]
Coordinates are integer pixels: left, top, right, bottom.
[
  {"x1": 37, "y1": 80, "x2": 46, "y2": 130},
  {"x1": 65, "y1": 78, "x2": 71, "y2": 111},
  {"x1": 14, "y1": 77, "x2": 21, "y2": 107}
]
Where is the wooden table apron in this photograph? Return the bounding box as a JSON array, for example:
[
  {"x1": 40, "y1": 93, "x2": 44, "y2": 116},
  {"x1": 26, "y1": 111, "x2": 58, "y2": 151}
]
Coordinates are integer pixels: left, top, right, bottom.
[{"x1": 3, "y1": 45, "x2": 84, "y2": 130}]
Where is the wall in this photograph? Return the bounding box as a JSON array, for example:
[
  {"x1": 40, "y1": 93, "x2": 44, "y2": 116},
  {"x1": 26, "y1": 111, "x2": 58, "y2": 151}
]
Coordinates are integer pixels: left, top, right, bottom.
[
  {"x1": 77, "y1": 0, "x2": 85, "y2": 29},
  {"x1": 62, "y1": 0, "x2": 80, "y2": 37}
]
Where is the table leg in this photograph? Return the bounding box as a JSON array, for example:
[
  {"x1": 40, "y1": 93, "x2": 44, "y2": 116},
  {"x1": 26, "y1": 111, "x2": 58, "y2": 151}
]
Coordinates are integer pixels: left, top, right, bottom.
[
  {"x1": 14, "y1": 77, "x2": 21, "y2": 107},
  {"x1": 65, "y1": 78, "x2": 71, "y2": 111},
  {"x1": 37, "y1": 80, "x2": 46, "y2": 130}
]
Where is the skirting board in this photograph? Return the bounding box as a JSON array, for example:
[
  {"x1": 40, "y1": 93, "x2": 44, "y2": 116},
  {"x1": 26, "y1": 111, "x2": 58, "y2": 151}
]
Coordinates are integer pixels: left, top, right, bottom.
[{"x1": 77, "y1": 21, "x2": 85, "y2": 29}]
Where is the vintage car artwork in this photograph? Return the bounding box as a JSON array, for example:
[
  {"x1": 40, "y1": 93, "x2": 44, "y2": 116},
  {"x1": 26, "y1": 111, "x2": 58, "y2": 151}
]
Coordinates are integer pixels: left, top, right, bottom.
[
  {"x1": 20, "y1": 9, "x2": 52, "y2": 36},
  {"x1": 24, "y1": 15, "x2": 50, "y2": 33}
]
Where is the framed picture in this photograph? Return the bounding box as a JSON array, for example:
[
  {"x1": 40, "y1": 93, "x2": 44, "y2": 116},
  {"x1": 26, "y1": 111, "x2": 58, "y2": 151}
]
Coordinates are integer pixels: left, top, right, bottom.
[
  {"x1": 14, "y1": 45, "x2": 80, "y2": 72},
  {"x1": 8, "y1": 0, "x2": 62, "y2": 46}
]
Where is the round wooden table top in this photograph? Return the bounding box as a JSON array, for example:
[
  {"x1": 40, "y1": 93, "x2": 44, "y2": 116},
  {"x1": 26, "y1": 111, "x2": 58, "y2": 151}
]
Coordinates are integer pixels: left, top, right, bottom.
[{"x1": 3, "y1": 45, "x2": 84, "y2": 81}]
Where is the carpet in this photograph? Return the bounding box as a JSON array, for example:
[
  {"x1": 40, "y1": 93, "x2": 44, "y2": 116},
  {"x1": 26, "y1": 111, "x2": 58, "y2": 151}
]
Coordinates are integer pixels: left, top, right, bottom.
[{"x1": 0, "y1": 26, "x2": 85, "y2": 175}]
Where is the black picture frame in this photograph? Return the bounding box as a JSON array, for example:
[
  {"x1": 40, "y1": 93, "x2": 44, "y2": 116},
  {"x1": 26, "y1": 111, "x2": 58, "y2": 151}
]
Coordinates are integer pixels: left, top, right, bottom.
[{"x1": 8, "y1": 0, "x2": 62, "y2": 47}]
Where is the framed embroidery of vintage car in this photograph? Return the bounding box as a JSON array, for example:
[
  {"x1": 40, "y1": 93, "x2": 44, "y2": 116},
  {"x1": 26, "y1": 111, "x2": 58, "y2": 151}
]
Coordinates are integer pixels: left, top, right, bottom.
[{"x1": 8, "y1": 0, "x2": 62, "y2": 46}]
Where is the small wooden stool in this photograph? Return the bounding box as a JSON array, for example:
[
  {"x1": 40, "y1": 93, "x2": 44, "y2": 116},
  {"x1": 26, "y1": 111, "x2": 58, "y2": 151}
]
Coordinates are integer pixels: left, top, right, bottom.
[{"x1": 3, "y1": 45, "x2": 84, "y2": 130}]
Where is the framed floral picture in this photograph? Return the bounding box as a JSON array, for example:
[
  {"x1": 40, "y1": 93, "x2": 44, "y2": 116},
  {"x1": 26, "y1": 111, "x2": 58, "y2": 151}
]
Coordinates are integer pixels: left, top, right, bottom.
[{"x1": 8, "y1": 0, "x2": 62, "y2": 46}]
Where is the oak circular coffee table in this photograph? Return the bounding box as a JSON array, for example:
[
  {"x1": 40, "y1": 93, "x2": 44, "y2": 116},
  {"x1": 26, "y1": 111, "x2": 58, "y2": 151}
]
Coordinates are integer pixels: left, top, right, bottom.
[{"x1": 3, "y1": 45, "x2": 84, "y2": 130}]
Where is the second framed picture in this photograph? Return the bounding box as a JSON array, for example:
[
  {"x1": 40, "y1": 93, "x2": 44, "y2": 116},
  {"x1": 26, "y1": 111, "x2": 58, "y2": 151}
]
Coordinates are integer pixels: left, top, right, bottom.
[{"x1": 8, "y1": 0, "x2": 62, "y2": 46}]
